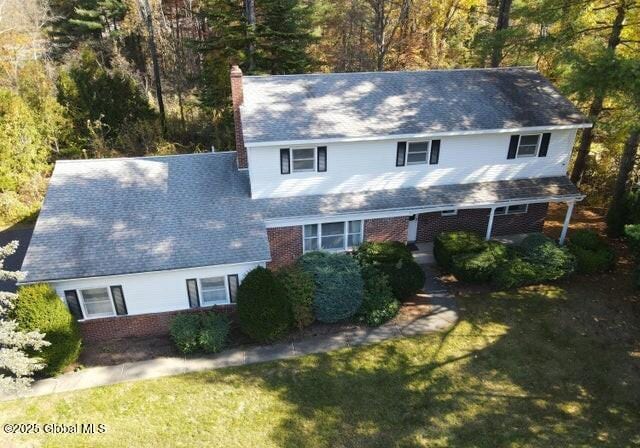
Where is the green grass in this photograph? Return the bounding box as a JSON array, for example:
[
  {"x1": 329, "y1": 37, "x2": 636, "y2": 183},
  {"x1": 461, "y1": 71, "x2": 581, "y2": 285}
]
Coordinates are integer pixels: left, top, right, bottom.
[{"x1": 1, "y1": 280, "x2": 639, "y2": 447}]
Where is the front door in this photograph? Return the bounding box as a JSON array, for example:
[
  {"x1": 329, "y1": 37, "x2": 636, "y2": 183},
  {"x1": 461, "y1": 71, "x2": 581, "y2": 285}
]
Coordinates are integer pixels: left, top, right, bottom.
[{"x1": 407, "y1": 215, "x2": 418, "y2": 242}]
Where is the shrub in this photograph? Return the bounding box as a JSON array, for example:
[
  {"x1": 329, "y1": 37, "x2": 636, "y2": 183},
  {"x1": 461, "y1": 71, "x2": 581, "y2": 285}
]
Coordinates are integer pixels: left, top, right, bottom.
[
  {"x1": 519, "y1": 233, "x2": 576, "y2": 281},
  {"x1": 14, "y1": 284, "x2": 82, "y2": 376},
  {"x1": 354, "y1": 241, "x2": 413, "y2": 266},
  {"x1": 170, "y1": 313, "x2": 201, "y2": 354},
  {"x1": 377, "y1": 258, "x2": 426, "y2": 300},
  {"x1": 198, "y1": 313, "x2": 230, "y2": 354},
  {"x1": 450, "y1": 241, "x2": 510, "y2": 282},
  {"x1": 356, "y1": 266, "x2": 400, "y2": 326},
  {"x1": 624, "y1": 224, "x2": 640, "y2": 256},
  {"x1": 276, "y1": 265, "x2": 315, "y2": 330},
  {"x1": 298, "y1": 252, "x2": 363, "y2": 323},
  {"x1": 434, "y1": 231, "x2": 486, "y2": 271},
  {"x1": 568, "y1": 230, "x2": 615, "y2": 274},
  {"x1": 236, "y1": 267, "x2": 291, "y2": 342},
  {"x1": 492, "y1": 256, "x2": 539, "y2": 289}
]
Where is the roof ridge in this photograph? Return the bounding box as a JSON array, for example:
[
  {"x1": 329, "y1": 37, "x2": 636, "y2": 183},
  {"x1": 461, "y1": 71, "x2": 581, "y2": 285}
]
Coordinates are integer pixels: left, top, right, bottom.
[{"x1": 55, "y1": 151, "x2": 236, "y2": 164}]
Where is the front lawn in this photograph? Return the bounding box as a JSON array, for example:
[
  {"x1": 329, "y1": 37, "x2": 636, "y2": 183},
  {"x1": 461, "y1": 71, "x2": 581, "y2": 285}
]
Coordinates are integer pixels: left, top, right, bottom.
[{"x1": 2, "y1": 268, "x2": 639, "y2": 447}]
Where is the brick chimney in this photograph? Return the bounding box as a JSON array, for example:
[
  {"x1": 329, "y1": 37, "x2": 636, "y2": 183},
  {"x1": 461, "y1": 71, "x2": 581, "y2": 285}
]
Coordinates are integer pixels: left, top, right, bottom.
[{"x1": 230, "y1": 65, "x2": 248, "y2": 169}]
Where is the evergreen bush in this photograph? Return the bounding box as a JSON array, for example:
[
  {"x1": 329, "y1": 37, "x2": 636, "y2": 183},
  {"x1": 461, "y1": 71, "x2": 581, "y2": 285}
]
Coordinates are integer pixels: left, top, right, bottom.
[
  {"x1": 354, "y1": 241, "x2": 413, "y2": 266},
  {"x1": 170, "y1": 314, "x2": 201, "y2": 354},
  {"x1": 356, "y1": 266, "x2": 400, "y2": 326},
  {"x1": 277, "y1": 265, "x2": 315, "y2": 330},
  {"x1": 450, "y1": 241, "x2": 510, "y2": 282},
  {"x1": 198, "y1": 313, "x2": 230, "y2": 354},
  {"x1": 433, "y1": 231, "x2": 486, "y2": 271},
  {"x1": 568, "y1": 230, "x2": 615, "y2": 274}
]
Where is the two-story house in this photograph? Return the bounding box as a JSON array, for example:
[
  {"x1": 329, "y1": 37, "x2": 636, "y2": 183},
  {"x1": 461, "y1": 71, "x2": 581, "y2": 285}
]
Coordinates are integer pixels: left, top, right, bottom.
[{"x1": 19, "y1": 66, "x2": 590, "y2": 341}]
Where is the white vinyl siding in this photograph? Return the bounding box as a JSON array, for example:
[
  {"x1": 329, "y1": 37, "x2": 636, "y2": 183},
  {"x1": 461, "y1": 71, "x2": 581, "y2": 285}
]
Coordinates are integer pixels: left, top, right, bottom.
[
  {"x1": 247, "y1": 129, "x2": 577, "y2": 199},
  {"x1": 80, "y1": 287, "x2": 115, "y2": 318},
  {"x1": 303, "y1": 220, "x2": 363, "y2": 252}
]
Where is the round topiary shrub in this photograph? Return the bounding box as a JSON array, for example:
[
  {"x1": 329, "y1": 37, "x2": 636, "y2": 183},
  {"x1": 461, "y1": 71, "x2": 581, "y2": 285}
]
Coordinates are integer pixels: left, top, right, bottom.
[
  {"x1": 298, "y1": 252, "x2": 363, "y2": 323},
  {"x1": 170, "y1": 313, "x2": 201, "y2": 354},
  {"x1": 492, "y1": 256, "x2": 539, "y2": 289},
  {"x1": 198, "y1": 313, "x2": 230, "y2": 354},
  {"x1": 433, "y1": 231, "x2": 486, "y2": 271},
  {"x1": 354, "y1": 241, "x2": 413, "y2": 266},
  {"x1": 378, "y1": 258, "x2": 426, "y2": 300},
  {"x1": 356, "y1": 266, "x2": 400, "y2": 326},
  {"x1": 14, "y1": 284, "x2": 82, "y2": 376},
  {"x1": 236, "y1": 267, "x2": 291, "y2": 342},
  {"x1": 519, "y1": 233, "x2": 576, "y2": 281},
  {"x1": 276, "y1": 265, "x2": 315, "y2": 330},
  {"x1": 568, "y1": 230, "x2": 615, "y2": 274},
  {"x1": 450, "y1": 241, "x2": 510, "y2": 282}
]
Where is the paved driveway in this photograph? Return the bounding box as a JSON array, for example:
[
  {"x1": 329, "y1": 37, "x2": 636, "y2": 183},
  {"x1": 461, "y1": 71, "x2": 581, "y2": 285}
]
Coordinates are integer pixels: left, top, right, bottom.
[{"x1": 0, "y1": 225, "x2": 34, "y2": 292}]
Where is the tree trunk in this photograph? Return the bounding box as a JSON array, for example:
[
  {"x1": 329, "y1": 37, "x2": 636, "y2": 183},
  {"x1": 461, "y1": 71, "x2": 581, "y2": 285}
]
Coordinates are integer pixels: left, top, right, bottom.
[
  {"x1": 609, "y1": 129, "x2": 640, "y2": 212},
  {"x1": 245, "y1": 0, "x2": 256, "y2": 72},
  {"x1": 569, "y1": 1, "x2": 627, "y2": 185},
  {"x1": 490, "y1": 0, "x2": 512, "y2": 67},
  {"x1": 138, "y1": 0, "x2": 166, "y2": 135}
]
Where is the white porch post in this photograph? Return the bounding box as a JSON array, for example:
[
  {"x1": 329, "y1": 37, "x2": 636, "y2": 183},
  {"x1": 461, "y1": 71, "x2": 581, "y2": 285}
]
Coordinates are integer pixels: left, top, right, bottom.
[
  {"x1": 486, "y1": 207, "x2": 496, "y2": 241},
  {"x1": 559, "y1": 200, "x2": 575, "y2": 245}
]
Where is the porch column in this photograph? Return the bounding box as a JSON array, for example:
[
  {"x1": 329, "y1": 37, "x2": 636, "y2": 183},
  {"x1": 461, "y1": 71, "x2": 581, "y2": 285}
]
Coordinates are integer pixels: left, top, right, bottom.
[
  {"x1": 485, "y1": 207, "x2": 496, "y2": 240},
  {"x1": 559, "y1": 200, "x2": 575, "y2": 245}
]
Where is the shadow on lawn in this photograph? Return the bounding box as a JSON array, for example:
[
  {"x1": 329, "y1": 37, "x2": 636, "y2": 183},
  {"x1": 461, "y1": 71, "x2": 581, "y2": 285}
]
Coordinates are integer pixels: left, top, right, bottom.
[{"x1": 213, "y1": 286, "x2": 640, "y2": 447}]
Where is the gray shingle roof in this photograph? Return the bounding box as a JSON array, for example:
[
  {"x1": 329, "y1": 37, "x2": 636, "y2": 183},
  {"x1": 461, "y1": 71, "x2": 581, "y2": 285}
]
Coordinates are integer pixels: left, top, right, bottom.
[
  {"x1": 241, "y1": 68, "x2": 589, "y2": 144},
  {"x1": 21, "y1": 153, "x2": 270, "y2": 283},
  {"x1": 21, "y1": 152, "x2": 581, "y2": 283}
]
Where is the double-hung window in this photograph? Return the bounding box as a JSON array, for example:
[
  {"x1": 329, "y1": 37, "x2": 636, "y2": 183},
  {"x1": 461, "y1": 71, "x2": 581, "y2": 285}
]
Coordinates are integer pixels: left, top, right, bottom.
[
  {"x1": 406, "y1": 141, "x2": 430, "y2": 164},
  {"x1": 303, "y1": 220, "x2": 363, "y2": 252},
  {"x1": 292, "y1": 148, "x2": 315, "y2": 172},
  {"x1": 80, "y1": 287, "x2": 115, "y2": 318},
  {"x1": 199, "y1": 276, "x2": 228, "y2": 305},
  {"x1": 516, "y1": 134, "x2": 540, "y2": 158},
  {"x1": 495, "y1": 204, "x2": 529, "y2": 215}
]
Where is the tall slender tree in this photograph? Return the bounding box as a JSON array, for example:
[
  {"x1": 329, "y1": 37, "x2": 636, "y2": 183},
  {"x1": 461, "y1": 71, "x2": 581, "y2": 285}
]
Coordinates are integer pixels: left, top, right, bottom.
[{"x1": 490, "y1": 0, "x2": 512, "y2": 67}]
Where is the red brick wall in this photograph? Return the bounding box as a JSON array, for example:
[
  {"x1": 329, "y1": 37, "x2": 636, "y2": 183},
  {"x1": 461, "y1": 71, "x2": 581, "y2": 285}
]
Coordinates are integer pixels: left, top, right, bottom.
[
  {"x1": 364, "y1": 216, "x2": 409, "y2": 242},
  {"x1": 266, "y1": 226, "x2": 303, "y2": 269},
  {"x1": 416, "y1": 203, "x2": 548, "y2": 242},
  {"x1": 80, "y1": 305, "x2": 236, "y2": 342},
  {"x1": 230, "y1": 66, "x2": 248, "y2": 169}
]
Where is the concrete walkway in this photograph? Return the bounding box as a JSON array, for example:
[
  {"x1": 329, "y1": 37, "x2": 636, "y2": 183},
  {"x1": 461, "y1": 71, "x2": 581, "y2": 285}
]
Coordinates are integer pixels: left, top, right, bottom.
[{"x1": 2, "y1": 265, "x2": 457, "y2": 402}]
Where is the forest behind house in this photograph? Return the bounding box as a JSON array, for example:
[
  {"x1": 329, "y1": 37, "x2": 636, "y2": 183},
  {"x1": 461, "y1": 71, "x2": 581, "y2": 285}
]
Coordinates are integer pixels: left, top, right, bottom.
[{"x1": 1, "y1": 0, "x2": 639, "y2": 235}]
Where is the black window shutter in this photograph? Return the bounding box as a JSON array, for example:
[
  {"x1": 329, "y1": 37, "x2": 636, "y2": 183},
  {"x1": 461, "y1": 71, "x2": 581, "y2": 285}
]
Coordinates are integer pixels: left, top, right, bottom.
[
  {"x1": 228, "y1": 274, "x2": 239, "y2": 303},
  {"x1": 430, "y1": 140, "x2": 441, "y2": 165},
  {"x1": 396, "y1": 142, "x2": 407, "y2": 166},
  {"x1": 110, "y1": 285, "x2": 128, "y2": 316},
  {"x1": 538, "y1": 133, "x2": 551, "y2": 157},
  {"x1": 64, "y1": 290, "x2": 84, "y2": 320},
  {"x1": 186, "y1": 279, "x2": 200, "y2": 308},
  {"x1": 280, "y1": 148, "x2": 290, "y2": 174},
  {"x1": 317, "y1": 146, "x2": 327, "y2": 172},
  {"x1": 507, "y1": 135, "x2": 519, "y2": 159}
]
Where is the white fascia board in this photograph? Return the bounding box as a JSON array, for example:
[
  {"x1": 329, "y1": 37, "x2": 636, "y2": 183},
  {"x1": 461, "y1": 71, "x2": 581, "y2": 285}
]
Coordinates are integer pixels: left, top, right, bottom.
[
  {"x1": 17, "y1": 259, "x2": 272, "y2": 286},
  {"x1": 246, "y1": 124, "x2": 592, "y2": 148},
  {"x1": 263, "y1": 194, "x2": 585, "y2": 228}
]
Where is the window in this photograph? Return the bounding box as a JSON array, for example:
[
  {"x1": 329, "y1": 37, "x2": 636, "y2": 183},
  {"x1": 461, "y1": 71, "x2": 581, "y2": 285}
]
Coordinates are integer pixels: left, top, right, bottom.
[
  {"x1": 441, "y1": 209, "x2": 457, "y2": 217},
  {"x1": 200, "y1": 276, "x2": 228, "y2": 305},
  {"x1": 80, "y1": 287, "x2": 115, "y2": 318},
  {"x1": 516, "y1": 134, "x2": 540, "y2": 158},
  {"x1": 495, "y1": 204, "x2": 529, "y2": 215},
  {"x1": 292, "y1": 148, "x2": 315, "y2": 172},
  {"x1": 406, "y1": 141, "x2": 429, "y2": 164},
  {"x1": 303, "y1": 221, "x2": 363, "y2": 252}
]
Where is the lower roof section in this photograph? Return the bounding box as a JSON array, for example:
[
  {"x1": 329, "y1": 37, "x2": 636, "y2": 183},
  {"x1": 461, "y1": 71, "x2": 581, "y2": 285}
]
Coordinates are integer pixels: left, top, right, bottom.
[{"x1": 21, "y1": 151, "x2": 581, "y2": 283}]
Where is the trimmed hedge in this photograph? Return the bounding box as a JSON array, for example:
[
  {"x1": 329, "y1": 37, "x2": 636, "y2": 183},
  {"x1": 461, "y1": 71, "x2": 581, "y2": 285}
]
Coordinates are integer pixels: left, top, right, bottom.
[
  {"x1": 14, "y1": 284, "x2": 82, "y2": 376},
  {"x1": 378, "y1": 259, "x2": 425, "y2": 300},
  {"x1": 519, "y1": 233, "x2": 576, "y2": 281},
  {"x1": 236, "y1": 267, "x2": 291, "y2": 342},
  {"x1": 276, "y1": 265, "x2": 315, "y2": 330},
  {"x1": 568, "y1": 230, "x2": 615, "y2": 274},
  {"x1": 434, "y1": 231, "x2": 486, "y2": 271},
  {"x1": 298, "y1": 252, "x2": 363, "y2": 323},
  {"x1": 450, "y1": 241, "x2": 510, "y2": 283},
  {"x1": 356, "y1": 266, "x2": 400, "y2": 326},
  {"x1": 492, "y1": 257, "x2": 539, "y2": 289},
  {"x1": 170, "y1": 313, "x2": 230, "y2": 354},
  {"x1": 354, "y1": 241, "x2": 413, "y2": 265}
]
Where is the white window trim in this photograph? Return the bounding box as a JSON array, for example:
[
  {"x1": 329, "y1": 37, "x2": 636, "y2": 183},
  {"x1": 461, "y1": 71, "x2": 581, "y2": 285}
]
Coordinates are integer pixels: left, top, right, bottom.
[
  {"x1": 441, "y1": 209, "x2": 458, "y2": 217},
  {"x1": 302, "y1": 220, "x2": 363, "y2": 253},
  {"x1": 406, "y1": 140, "x2": 431, "y2": 165},
  {"x1": 79, "y1": 287, "x2": 116, "y2": 319},
  {"x1": 291, "y1": 147, "x2": 317, "y2": 173},
  {"x1": 198, "y1": 275, "x2": 231, "y2": 306},
  {"x1": 495, "y1": 204, "x2": 529, "y2": 216},
  {"x1": 516, "y1": 134, "x2": 541, "y2": 158}
]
